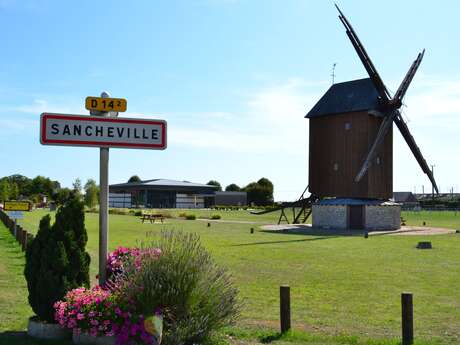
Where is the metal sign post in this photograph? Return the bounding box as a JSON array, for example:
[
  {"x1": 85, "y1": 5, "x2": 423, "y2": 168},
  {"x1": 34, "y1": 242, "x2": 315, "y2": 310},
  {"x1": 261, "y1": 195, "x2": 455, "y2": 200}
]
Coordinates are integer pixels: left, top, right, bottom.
[
  {"x1": 99, "y1": 145, "x2": 109, "y2": 284},
  {"x1": 97, "y1": 92, "x2": 110, "y2": 285}
]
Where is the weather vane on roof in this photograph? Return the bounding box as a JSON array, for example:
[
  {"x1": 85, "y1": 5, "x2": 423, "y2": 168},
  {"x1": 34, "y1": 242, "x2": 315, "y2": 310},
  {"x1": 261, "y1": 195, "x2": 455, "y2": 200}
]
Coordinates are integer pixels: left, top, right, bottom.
[{"x1": 331, "y1": 63, "x2": 337, "y2": 84}]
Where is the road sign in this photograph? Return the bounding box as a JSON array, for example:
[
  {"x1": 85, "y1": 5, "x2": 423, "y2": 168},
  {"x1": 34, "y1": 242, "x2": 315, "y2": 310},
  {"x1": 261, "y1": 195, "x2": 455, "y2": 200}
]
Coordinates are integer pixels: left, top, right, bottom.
[
  {"x1": 40, "y1": 113, "x2": 167, "y2": 150},
  {"x1": 85, "y1": 96, "x2": 127, "y2": 112},
  {"x1": 4, "y1": 201, "x2": 31, "y2": 211},
  {"x1": 8, "y1": 211, "x2": 23, "y2": 219}
]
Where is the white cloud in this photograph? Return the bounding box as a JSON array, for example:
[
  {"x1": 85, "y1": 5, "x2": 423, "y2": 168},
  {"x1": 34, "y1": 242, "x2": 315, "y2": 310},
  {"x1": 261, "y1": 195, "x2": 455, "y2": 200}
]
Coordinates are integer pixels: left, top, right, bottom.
[
  {"x1": 166, "y1": 78, "x2": 323, "y2": 154},
  {"x1": 12, "y1": 99, "x2": 80, "y2": 115},
  {"x1": 403, "y1": 75, "x2": 460, "y2": 122}
]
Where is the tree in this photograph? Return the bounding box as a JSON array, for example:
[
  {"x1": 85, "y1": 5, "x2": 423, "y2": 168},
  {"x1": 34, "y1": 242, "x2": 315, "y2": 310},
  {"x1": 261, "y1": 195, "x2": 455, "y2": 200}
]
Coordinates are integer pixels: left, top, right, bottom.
[
  {"x1": 225, "y1": 183, "x2": 241, "y2": 192},
  {"x1": 24, "y1": 195, "x2": 91, "y2": 322},
  {"x1": 72, "y1": 178, "x2": 83, "y2": 200},
  {"x1": 207, "y1": 180, "x2": 222, "y2": 191},
  {"x1": 72, "y1": 178, "x2": 82, "y2": 193},
  {"x1": 7, "y1": 174, "x2": 32, "y2": 196},
  {"x1": 244, "y1": 177, "x2": 274, "y2": 206},
  {"x1": 53, "y1": 188, "x2": 72, "y2": 205},
  {"x1": 30, "y1": 176, "x2": 60, "y2": 197},
  {"x1": 84, "y1": 179, "x2": 99, "y2": 208},
  {"x1": 0, "y1": 179, "x2": 10, "y2": 202},
  {"x1": 9, "y1": 182, "x2": 19, "y2": 200},
  {"x1": 128, "y1": 175, "x2": 142, "y2": 183}
]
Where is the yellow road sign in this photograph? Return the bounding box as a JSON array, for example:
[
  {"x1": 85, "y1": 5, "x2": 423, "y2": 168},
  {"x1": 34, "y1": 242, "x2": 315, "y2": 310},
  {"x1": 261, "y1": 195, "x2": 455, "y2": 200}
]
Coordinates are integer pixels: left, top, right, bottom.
[
  {"x1": 85, "y1": 97, "x2": 127, "y2": 112},
  {"x1": 4, "y1": 201, "x2": 31, "y2": 211}
]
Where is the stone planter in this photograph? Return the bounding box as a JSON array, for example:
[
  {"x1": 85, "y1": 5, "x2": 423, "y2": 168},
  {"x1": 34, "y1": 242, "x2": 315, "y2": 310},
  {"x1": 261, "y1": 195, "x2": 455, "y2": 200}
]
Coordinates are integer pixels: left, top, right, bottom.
[
  {"x1": 27, "y1": 316, "x2": 71, "y2": 340},
  {"x1": 72, "y1": 330, "x2": 116, "y2": 345}
]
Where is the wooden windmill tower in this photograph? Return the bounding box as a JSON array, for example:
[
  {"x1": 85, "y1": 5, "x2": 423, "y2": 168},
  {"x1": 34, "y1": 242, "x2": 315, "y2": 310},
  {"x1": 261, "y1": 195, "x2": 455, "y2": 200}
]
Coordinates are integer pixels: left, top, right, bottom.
[{"x1": 305, "y1": 6, "x2": 438, "y2": 230}]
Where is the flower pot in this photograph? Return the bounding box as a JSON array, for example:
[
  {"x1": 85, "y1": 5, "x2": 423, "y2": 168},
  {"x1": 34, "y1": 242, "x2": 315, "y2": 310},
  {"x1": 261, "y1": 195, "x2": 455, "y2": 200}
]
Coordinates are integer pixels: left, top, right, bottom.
[
  {"x1": 27, "y1": 316, "x2": 72, "y2": 340},
  {"x1": 72, "y1": 330, "x2": 116, "y2": 345}
]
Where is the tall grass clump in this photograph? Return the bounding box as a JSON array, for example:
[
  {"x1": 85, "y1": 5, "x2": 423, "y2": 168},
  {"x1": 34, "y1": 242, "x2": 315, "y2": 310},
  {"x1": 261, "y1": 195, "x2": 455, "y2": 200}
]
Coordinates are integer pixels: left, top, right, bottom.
[{"x1": 118, "y1": 230, "x2": 240, "y2": 345}]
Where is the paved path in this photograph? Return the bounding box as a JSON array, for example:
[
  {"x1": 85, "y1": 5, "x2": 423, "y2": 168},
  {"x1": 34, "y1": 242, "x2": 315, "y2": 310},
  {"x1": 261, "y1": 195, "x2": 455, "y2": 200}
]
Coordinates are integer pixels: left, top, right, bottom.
[
  {"x1": 260, "y1": 223, "x2": 457, "y2": 236},
  {"x1": 196, "y1": 218, "x2": 267, "y2": 224}
]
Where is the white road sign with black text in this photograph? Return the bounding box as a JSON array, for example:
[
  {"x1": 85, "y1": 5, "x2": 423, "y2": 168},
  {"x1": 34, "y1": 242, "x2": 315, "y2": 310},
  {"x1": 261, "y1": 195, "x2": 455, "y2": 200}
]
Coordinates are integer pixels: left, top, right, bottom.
[{"x1": 40, "y1": 113, "x2": 167, "y2": 149}]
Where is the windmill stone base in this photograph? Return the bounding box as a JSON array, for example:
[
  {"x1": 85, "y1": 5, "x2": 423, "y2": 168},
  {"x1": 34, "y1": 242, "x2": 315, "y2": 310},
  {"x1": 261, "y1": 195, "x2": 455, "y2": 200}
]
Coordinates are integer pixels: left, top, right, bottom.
[{"x1": 312, "y1": 198, "x2": 401, "y2": 231}]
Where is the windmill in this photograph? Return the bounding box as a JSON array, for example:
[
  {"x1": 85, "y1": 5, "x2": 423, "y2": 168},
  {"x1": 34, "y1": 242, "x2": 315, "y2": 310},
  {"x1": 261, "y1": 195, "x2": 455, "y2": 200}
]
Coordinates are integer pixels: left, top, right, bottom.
[
  {"x1": 303, "y1": 5, "x2": 438, "y2": 230},
  {"x1": 254, "y1": 5, "x2": 437, "y2": 230}
]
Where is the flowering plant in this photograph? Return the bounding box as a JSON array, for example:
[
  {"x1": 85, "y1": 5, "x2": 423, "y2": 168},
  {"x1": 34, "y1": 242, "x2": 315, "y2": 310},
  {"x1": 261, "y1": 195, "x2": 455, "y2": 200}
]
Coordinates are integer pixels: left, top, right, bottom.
[
  {"x1": 106, "y1": 246, "x2": 141, "y2": 281},
  {"x1": 54, "y1": 247, "x2": 163, "y2": 345},
  {"x1": 106, "y1": 246, "x2": 161, "y2": 282},
  {"x1": 54, "y1": 286, "x2": 118, "y2": 337}
]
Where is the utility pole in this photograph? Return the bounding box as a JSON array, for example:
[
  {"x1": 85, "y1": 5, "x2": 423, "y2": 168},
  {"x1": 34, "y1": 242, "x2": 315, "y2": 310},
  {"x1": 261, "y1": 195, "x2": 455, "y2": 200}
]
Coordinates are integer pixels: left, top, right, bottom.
[{"x1": 431, "y1": 165, "x2": 435, "y2": 201}]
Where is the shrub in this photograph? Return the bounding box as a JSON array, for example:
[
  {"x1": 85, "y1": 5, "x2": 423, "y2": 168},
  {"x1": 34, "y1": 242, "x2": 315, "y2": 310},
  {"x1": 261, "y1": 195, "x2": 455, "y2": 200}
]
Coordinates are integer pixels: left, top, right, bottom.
[
  {"x1": 185, "y1": 214, "x2": 196, "y2": 220},
  {"x1": 178, "y1": 212, "x2": 187, "y2": 218},
  {"x1": 211, "y1": 214, "x2": 221, "y2": 220},
  {"x1": 134, "y1": 210, "x2": 143, "y2": 216},
  {"x1": 24, "y1": 195, "x2": 91, "y2": 322},
  {"x1": 119, "y1": 231, "x2": 240, "y2": 345},
  {"x1": 108, "y1": 208, "x2": 129, "y2": 215},
  {"x1": 160, "y1": 211, "x2": 172, "y2": 218}
]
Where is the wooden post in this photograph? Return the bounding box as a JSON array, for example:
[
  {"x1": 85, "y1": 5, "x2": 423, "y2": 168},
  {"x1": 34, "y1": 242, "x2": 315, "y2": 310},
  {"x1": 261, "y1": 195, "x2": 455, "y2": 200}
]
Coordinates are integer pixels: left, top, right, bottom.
[
  {"x1": 401, "y1": 292, "x2": 414, "y2": 345},
  {"x1": 280, "y1": 285, "x2": 291, "y2": 333},
  {"x1": 21, "y1": 230, "x2": 27, "y2": 251}
]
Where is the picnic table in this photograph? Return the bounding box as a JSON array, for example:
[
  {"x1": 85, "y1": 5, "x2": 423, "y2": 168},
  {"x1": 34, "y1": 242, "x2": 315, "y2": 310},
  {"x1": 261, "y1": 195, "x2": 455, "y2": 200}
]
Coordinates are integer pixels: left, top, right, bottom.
[{"x1": 140, "y1": 213, "x2": 165, "y2": 224}]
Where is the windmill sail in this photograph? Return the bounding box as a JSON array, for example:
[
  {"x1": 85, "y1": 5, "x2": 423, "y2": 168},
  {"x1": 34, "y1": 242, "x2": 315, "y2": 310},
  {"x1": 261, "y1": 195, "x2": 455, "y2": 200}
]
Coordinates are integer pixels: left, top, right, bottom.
[
  {"x1": 393, "y1": 50, "x2": 425, "y2": 105},
  {"x1": 393, "y1": 113, "x2": 439, "y2": 193},
  {"x1": 335, "y1": 4, "x2": 390, "y2": 102},
  {"x1": 354, "y1": 113, "x2": 394, "y2": 182}
]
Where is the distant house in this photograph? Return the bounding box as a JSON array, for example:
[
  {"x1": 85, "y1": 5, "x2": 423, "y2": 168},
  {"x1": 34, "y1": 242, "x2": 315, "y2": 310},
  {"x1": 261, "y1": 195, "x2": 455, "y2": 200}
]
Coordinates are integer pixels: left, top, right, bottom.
[
  {"x1": 109, "y1": 178, "x2": 247, "y2": 209},
  {"x1": 215, "y1": 191, "x2": 247, "y2": 206},
  {"x1": 393, "y1": 192, "x2": 420, "y2": 209}
]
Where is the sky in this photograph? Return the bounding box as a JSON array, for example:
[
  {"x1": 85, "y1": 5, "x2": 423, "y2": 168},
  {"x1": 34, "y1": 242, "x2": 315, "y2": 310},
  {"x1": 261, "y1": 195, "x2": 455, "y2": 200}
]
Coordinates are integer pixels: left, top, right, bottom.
[{"x1": 0, "y1": 0, "x2": 459, "y2": 201}]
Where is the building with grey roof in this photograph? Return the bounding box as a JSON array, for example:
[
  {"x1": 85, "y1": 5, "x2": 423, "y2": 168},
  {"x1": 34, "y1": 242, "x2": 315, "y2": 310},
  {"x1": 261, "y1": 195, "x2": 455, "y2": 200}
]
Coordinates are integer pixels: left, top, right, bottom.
[{"x1": 109, "y1": 179, "x2": 247, "y2": 208}]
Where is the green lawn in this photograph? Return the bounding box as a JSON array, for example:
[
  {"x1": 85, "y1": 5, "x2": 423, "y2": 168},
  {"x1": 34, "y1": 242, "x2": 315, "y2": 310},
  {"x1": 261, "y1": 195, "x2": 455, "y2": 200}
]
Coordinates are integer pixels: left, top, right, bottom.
[
  {"x1": 402, "y1": 210, "x2": 460, "y2": 229},
  {"x1": 1, "y1": 209, "x2": 459, "y2": 345}
]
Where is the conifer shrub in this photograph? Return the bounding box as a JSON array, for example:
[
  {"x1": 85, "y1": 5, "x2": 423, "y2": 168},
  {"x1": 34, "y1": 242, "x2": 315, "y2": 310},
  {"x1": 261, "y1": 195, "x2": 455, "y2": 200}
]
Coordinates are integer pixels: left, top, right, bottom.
[
  {"x1": 24, "y1": 195, "x2": 91, "y2": 322},
  {"x1": 118, "y1": 231, "x2": 240, "y2": 345}
]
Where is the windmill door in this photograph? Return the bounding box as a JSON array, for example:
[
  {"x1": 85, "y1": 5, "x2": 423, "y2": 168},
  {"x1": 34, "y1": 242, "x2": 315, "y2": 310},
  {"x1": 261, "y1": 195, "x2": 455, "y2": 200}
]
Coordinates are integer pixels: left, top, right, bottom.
[{"x1": 348, "y1": 205, "x2": 364, "y2": 230}]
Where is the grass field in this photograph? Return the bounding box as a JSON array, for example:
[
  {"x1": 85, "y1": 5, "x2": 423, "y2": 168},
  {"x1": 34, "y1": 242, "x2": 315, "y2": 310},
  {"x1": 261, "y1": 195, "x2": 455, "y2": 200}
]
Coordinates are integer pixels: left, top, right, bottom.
[{"x1": 1, "y1": 209, "x2": 459, "y2": 344}]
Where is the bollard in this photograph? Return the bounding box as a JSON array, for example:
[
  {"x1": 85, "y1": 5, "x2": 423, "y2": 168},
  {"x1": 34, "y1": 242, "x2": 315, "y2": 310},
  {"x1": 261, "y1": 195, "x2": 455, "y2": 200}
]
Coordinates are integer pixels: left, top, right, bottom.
[
  {"x1": 250, "y1": 228, "x2": 254, "y2": 234},
  {"x1": 401, "y1": 292, "x2": 414, "y2": 345},
  {"x1": 280, "y1": 285, "x2": 291, "y2": 333}
]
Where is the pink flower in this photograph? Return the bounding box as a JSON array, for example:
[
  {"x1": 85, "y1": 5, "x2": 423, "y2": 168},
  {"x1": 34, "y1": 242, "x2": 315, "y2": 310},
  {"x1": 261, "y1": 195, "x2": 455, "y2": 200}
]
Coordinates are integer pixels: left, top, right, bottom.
[
  {"x1": 89, "y1": 327, "x2": 98, "y2": 337},
  {"x1": 77, "y1": 313, "x2": 85, "y2": 320}
]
